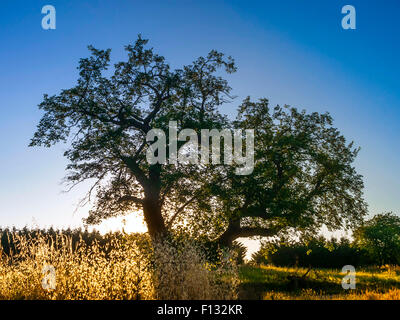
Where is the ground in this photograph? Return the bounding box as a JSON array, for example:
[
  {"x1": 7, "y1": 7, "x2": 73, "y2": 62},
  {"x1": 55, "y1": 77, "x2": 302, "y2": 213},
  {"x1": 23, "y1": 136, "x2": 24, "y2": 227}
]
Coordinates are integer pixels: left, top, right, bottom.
[{"x1": 238, "y1": 265, "x2": 400, "y2": 300}]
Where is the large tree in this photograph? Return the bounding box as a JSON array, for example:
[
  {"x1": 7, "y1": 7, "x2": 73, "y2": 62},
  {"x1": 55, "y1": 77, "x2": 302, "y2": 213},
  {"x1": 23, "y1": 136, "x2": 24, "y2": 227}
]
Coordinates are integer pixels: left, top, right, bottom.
[
  {"x1": 30, "y1": 36, "x2": 235, "y2": 238},
  {"x1": 30, "y1": 36, "x2": 367, "y2": 245}
]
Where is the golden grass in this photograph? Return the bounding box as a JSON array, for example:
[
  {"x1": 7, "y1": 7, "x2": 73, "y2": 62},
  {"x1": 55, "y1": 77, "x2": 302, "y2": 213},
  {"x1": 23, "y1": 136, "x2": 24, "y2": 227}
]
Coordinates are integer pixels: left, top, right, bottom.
[
  {"x1": 0, "y1": 233, "x2": 238, "y2": 300},
  {"x1": 0, "y1": 233, "x2": 154, "y2": 299}
]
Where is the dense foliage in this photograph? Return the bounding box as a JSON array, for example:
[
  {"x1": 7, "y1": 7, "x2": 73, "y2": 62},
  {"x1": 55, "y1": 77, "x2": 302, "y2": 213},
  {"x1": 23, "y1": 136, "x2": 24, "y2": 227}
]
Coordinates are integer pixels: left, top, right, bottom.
[
  {"x1": 252, "y1": 235, "x2": 371, "y2": 268},
  {"x1": 353, "y1": 212, "x2": 400, "y2": 265},
  {"x1": 30, "y1": 36, "x2": 367, "y2": 245}
]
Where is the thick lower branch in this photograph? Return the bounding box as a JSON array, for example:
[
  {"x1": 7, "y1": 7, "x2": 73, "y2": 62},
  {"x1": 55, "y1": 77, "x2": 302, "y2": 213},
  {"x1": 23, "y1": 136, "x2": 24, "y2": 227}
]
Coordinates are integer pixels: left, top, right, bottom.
[
  {"x1": 118, "y1": 195, "x2": 144, "y2": 204},
  {"x1": 217, "y1": 219, "x2": 281, "y2": 247}
]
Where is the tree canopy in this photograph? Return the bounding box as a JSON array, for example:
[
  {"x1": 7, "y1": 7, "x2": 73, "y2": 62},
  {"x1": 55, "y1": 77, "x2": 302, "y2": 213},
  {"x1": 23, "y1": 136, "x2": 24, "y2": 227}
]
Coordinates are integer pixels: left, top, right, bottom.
[
  {"x1": 354, "y1": 212, "x2": 400, "y2": 265},
  {"x1": 30, "y1": 36, "x2": 367, "y2": 245}
]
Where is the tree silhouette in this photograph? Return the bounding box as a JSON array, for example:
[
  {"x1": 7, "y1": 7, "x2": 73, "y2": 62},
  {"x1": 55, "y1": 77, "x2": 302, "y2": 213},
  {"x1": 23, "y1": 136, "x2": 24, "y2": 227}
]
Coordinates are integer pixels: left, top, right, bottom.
[{"x1": 31, "y1": 36, "x2": 366, "y2": 245}]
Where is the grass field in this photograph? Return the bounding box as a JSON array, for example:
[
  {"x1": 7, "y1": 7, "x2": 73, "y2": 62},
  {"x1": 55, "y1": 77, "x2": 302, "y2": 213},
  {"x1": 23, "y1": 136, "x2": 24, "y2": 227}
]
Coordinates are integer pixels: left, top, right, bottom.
[
  {"x1": 239, "y1": 265, "x2": 400, "y2": 300},
  {"x1": 2, "y1": 231, "x2": 400, "y2": 300},
  {"x1": 0, "y1": 233, "x2": 239, "y2": 300}
]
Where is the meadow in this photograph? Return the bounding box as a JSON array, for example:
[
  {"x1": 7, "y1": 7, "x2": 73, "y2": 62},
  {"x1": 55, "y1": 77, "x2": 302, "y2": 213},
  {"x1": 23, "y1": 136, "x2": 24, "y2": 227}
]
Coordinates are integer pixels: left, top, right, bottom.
[
  {"x1": 239, "y1": 265, "x2": 400, "y2": 300},
  {"x1": 0, "y1": 229, "x2": 238, "y2": 300},
  {"x1": 1, "y1": 228, "x2": 400, "y2": 300}
]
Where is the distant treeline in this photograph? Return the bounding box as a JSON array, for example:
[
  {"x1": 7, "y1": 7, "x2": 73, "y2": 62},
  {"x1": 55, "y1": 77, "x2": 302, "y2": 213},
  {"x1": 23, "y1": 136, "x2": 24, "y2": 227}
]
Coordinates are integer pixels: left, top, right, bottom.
[
  {"x1": 0, "y1": 227, "x2": 143, "y2": 257},
  {"x1": 251, "y1": 236, "x2": 373, "y2": 268},
  {"x1": 252, "y1": 213, "x2": 400, "y2": 268}
]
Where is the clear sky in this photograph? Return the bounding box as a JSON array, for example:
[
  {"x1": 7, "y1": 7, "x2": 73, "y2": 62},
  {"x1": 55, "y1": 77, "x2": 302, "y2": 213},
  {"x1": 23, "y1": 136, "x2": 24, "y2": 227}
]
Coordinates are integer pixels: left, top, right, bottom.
[{"x1": 0, "y1": 1, "x2": 399, "y2": 256}]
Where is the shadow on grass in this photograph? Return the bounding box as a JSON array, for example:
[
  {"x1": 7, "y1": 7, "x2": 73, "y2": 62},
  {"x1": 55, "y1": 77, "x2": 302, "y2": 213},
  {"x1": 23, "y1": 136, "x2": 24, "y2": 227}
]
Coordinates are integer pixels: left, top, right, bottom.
[{"x1": 238, "y1": 265, "x2": 400, "y2": 300}]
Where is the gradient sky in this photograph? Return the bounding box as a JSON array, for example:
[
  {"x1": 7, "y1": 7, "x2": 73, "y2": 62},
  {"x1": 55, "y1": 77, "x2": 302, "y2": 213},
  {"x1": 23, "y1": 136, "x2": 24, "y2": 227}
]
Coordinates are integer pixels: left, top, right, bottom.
[{"x1": 0, "y1": 1, "x2": 399, "y2": 255}]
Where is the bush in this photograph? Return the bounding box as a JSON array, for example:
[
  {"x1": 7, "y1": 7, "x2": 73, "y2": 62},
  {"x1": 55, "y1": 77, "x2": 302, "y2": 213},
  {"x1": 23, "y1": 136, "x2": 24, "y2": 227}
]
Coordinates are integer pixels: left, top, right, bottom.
[
  {"x1": 151, "y1": 238, "x2": 239, "y2": 300},
  {"x1": 252, "y1": 235, "x2": 371, "y2": 268}
]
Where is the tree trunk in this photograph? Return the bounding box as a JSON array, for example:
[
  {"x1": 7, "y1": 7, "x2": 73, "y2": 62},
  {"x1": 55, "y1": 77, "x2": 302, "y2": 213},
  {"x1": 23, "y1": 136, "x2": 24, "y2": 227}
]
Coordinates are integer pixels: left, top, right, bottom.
[
  {"x1": 142, "y1": 164, "x2": 167, "y2": 239},
  {"x1": 143, "y1": 197, "x2": 167, "y2": 238}
]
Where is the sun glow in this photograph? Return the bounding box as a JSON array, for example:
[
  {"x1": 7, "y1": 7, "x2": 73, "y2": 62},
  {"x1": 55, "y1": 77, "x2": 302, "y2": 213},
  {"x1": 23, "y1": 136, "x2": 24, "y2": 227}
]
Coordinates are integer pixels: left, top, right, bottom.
[{"x1": 91, "y1": 212, "x2": 148, "y2": 235}]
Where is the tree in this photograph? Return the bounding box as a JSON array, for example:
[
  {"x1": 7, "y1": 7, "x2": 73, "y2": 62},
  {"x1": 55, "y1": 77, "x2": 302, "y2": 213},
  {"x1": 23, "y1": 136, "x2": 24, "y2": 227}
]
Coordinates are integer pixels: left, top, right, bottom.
[
  {"x1": 31, "y1": 36, "x2": 367, "y2": 246},
  {"x1": 354, "y1": 212, "x2": 400, "y2": 265},
  {"x1": 182, "y1": 98, "x2": 367, "y2": 246},
  {"x1": 30, "y1": 35, "x2": 235, "y2": 239}
]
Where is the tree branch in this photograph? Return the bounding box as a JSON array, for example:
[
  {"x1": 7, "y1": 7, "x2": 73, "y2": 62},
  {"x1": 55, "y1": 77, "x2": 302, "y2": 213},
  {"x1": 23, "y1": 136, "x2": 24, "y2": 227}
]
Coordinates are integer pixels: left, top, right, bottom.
[{"x1": 118, "y1": 195, "x2": 144, "y2": 205}]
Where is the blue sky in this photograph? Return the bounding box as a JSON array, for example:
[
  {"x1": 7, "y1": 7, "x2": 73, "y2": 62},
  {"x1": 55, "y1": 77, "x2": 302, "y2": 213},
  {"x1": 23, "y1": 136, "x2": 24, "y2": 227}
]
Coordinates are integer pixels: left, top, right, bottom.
[{"x1": 0, "y1": 0, "x2": 399, "y2": 245}]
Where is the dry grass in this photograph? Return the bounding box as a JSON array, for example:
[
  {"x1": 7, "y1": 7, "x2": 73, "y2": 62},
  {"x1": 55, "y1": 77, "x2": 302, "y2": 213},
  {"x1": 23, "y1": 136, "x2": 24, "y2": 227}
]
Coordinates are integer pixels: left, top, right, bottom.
[
  {"x1": 152, "y1": 238, "x2": 239, "y2": 300},
  {"x1": 0, "y1": 233, "x2": 154, "y2": 299},
  {"x1": 0, "y1": 233, "x2": 238, "y2": 300}
]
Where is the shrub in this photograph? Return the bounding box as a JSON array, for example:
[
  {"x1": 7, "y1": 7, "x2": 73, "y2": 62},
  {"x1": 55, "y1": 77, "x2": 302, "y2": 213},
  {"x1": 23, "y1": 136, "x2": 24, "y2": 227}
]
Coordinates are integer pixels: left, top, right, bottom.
[
  {"x1": 151, "y1": 238, "x2": 239, "y2": 300},
  {"x1": 252, "y1": 235, "x2": 371, "y2": 268}
]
